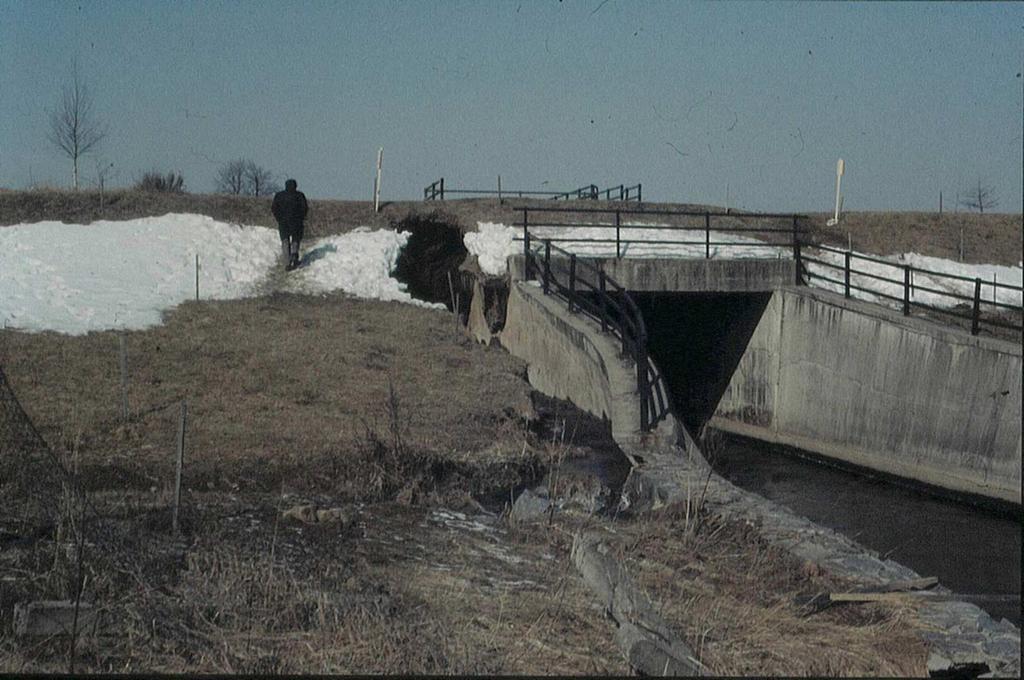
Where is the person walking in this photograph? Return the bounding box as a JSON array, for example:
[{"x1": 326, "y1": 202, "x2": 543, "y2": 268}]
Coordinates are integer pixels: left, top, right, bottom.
[{"x1": 271, "y1": 178, "x2": 309, "y2": 271}]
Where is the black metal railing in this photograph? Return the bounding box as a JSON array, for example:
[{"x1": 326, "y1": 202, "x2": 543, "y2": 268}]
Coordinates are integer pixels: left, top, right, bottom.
[
  {"x1": 516, "y1": 206, "x2": 808, "y2": 283},
  {"x1": 423, "y1": 178, "x2": 642, "y2": 202},
  {"x1": 802, "y1": 245, "x2": 1023, "y2": 336},
  {"x1": 520, "y1": 234, "x2": 672, "y2": 433}
]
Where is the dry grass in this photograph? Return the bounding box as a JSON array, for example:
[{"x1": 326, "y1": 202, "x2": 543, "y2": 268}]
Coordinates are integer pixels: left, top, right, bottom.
[
  {"x1": 0, "y1": 487, "x2": 626, "y2": 674},
  {"x1": 808, "y1": 210, "x2": 1023, "y2": 267},
  {"x1": 0, "y1": 294, "x2": 536, "y2": 499},
  {"x1": 612, "y1": 505, "x2": 929, "y2": 677}
]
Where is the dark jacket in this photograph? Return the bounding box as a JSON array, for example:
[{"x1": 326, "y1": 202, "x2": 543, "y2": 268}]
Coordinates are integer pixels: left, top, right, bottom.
[{"x1": 271, "y1": 185, "x2": 309, "y2": 238}]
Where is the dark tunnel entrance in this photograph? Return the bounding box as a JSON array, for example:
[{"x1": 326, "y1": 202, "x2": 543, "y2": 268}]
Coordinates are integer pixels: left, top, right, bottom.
[{"x1": 632, "y1": 292, "x2": 771, "y2": 434}]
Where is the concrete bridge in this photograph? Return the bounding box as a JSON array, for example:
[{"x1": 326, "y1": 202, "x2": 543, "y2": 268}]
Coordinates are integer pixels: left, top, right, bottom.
[{"x1": 474, "y1": 240, "x2": 1022, "y2": 507}]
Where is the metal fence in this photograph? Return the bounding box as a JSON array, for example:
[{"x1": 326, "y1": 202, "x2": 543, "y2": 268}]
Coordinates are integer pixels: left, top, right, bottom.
[
  {"x1": 516, "y1": 206, "x2": 807, "y2": 280},
  {"x1": 802, "y1": 244, "x2": 1023, "y2": 336},
  {"x1": 423, "y1": 178, "x2": 642, "y2": 202},
  {"x1": 520, "y1": 237, "x2": 672, "y2": 433}
]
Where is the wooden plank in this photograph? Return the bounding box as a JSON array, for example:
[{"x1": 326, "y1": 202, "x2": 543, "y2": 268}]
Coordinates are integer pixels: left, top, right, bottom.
[{"x1": 829, "y1": 591, "x2": 941, "y2": 604}]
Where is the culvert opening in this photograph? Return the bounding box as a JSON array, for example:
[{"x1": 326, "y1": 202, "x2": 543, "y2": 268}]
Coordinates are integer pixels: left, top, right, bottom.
[
  {"x1": 391, "y1": 211, "x2": 469, "y2": 310},
  {"x1": 632, "y1": 292, "x2": 771, "y2": 433}
]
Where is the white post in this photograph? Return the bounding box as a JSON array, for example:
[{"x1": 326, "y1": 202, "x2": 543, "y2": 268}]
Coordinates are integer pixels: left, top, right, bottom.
[
  {"x1": 827, "y1": 158, "x2": 844, "y2": 226},
  {"x1": 373, "y1": 147, "x2": 383, "y2": 213}
]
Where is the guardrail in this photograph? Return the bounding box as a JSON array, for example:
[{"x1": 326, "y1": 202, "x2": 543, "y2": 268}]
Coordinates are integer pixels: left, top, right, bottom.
[
  {"x1": 516, "y1": 206, "x2": 808, "y2": 283},
  {"x1": 423, "y1": 178, "x2": 642, "y2": 202},
  {"x1": 521, "y1": 235, "x2": 672, "y2": 433},
  {"x1": 802, "y1": 245, "x2": 1023, "y2": 336}
]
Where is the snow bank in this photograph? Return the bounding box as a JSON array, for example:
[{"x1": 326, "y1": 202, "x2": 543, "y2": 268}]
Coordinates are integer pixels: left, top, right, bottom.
[
  {"x1": 281, "y1": 227, "x2": 444, "y2": 308},
  {"x1": 0, "y1": 214, "x2": 440, "y2": 335}
]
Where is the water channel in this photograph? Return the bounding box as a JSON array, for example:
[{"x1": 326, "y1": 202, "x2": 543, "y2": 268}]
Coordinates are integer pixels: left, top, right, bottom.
[{"x1": 709, "y1": 432, "x2": 1022, "y2": 625}]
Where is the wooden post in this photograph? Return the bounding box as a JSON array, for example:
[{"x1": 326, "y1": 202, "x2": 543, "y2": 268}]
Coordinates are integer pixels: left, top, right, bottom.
[
  {"x1": 194, "y1": 254, "x2": 200, "y2": 301},
  {"x1": 498, "y1": 175, "x2": 503, "y2": 205},
  {"x1": 939, "y1": 191, "x2": 943, "y2": 215},
  {"x1": 119, "y1": 335, "x2": 129, "y2": 422},
  {"x1": 959, "y1": 226, "x2": 964, "y2": 262},
  {"x1": 992, "y1": 273, "x2": 997, "y2": 305},
  {"x1": 172, "y1": 400, "x2": 186, "y2": 535},
  {"x1": 446, "y1": 270, "x2": 459, "y2": 328}
]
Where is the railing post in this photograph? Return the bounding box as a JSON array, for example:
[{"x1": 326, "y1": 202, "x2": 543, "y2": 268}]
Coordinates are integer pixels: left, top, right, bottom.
[
  {"x1": 792, "y1": 216, "x2": 803, "y2": 285},
  {"x1": 543, "y1": 240, "x2": 551, "y2": 295},
  {"x1": 568, "y1": 254, "x2": 577, "y2": 312},
  {"x1": 599, "y1": 269, "x2": 608, "y2": 332},
  {"x1": 903, "y1": 265, "x2": 911, "y2": 316},
  {"x1": 440, "y1": 177, "x2": 445, "y2": 200},
  {"x1": 637, "y1": 183, "x2": 642, "y2": 202},
  {"x1": 971, "y1": 278, "x2": 982, "y2": 335},
  {"x1": 522, "y1": 211, "x2": 531, "y2": 281},
  {"x1": 844, "y1": 251, "x2": 851, "y2": 298},
  {"x1": 615, "y1": 210, "x2": 621, "y2": 258},
  {"x1": 705, "y1": 212, "x2": 711, "y2": 259}
]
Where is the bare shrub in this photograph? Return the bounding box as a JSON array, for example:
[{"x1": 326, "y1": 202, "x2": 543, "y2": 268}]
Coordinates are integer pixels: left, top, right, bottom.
[{"x1": 135, "y1": 171, "x2": 186, "y2": 194}]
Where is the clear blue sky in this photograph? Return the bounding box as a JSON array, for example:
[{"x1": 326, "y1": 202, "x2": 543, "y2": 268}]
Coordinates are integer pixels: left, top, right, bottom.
[{"x1": 2, "y1": 1, "x2": 1021, "y2": 212}]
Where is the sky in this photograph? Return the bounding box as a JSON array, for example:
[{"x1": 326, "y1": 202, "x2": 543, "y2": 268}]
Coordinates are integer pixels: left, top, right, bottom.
[{"x1": 1, "y1": 1, "x2": 1022, "y2": 212}]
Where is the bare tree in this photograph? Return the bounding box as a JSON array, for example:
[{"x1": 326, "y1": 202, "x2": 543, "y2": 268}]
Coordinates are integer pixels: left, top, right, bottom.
[
  {"x1": 215, "y1": 159, "x2": 248, "y2": 195},
  {"x1": 959, "y1": 179, "x2": 999, "y2": 214},
  {"x1": 215, "y1": 158, "x2": 279, "y2": 196},
  {"x1": 244, "y1": 162, "x2": 279, "y2": 196},
  {"x1": 48, "y1": 63, "x2": 108, "y2": 190}
]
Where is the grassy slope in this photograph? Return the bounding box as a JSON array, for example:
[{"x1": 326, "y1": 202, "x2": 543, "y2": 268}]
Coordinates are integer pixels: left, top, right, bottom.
[{"x1": 2, "y1": 189, "x2": 1020, "y2": 265}]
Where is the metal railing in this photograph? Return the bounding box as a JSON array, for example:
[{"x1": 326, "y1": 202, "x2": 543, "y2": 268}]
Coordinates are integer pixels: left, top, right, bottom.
[
  {"x1": 802, "y1": 245, "x2": 1023, "y2": 336},
  {"x1": 516, "y1": 206, "x2": 808, "y2": 283},
  {"x1": 423, "y1": 178, "x2": 642, "y2": 202},
  {"x1": 520, "y1": 235, "x2": 672, "y2": 433}
]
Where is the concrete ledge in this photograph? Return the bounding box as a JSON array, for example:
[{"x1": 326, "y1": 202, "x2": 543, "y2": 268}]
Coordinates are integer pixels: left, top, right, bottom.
[{"x1": 509, "y1": 254, "x2": 795, "y2": 292}]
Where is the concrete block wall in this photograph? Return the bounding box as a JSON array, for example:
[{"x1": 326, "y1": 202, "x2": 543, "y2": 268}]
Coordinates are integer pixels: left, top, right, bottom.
[{"x1": 712, "y1": 287, "x2": 1022, "y2": 504}]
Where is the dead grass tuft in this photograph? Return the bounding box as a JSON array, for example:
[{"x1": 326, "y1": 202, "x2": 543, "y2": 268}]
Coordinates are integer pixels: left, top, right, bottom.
[{"x1": 616, "y1": 508, "x2": 929, "y2": 676}]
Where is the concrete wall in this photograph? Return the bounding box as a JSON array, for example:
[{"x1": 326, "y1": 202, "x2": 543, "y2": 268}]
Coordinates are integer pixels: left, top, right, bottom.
[
  {"x1": 712, "y1": 286, "x2": 1022, "y2": 504},
  {"x1": 499, "y1": 282, "x2": 642, "y2": 448},
  {"x1": 508, "y1": 255, "x2": 795, "y2": 292}
]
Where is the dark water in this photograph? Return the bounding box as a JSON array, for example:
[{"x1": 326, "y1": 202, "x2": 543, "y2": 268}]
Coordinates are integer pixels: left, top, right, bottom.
[{"x1": 711, "y1": 432, "x2": 1022, "y2": 625}]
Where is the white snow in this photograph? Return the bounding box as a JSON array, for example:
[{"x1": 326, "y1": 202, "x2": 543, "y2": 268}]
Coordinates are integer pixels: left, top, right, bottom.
[
  {"x1": 278, "y1": 227, "x2": 445, "y2": 308},
  {"x1": 464, "y1": 222, "x2": 788, "y2": 277},
  {"x1": 463, "y1": 221, "x2": 1023, "y2": 310},
  {"x1": 0, "y1": 214, "x2": 441, "y2": 335}
]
